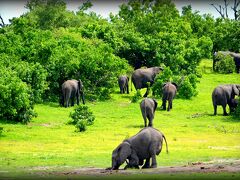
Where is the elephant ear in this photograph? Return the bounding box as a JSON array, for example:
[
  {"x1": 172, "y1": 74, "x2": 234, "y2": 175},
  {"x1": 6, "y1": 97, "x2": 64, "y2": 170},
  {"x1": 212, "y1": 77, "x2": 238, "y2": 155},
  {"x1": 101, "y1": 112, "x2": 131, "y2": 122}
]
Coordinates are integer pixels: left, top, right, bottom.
[
  {"x1": 78, "y1": 80, "x2": 84, "y2": 90},
  {"x1": 153, "y1": 99, "x2": 158, "y2": 112},
  {"x1": 233, "y1": 85, "x2": 240, "y2": 96},
  {"x1": 172, "y1": 82, "x2": 178, "y2": 89}
]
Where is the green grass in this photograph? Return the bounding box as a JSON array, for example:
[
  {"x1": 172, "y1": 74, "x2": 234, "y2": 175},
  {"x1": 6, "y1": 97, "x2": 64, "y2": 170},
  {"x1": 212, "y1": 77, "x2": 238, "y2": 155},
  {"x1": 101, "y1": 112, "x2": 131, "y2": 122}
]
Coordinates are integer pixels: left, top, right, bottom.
[{"x1": 0, "y1": 59, "x2": 240, "y2": 177}]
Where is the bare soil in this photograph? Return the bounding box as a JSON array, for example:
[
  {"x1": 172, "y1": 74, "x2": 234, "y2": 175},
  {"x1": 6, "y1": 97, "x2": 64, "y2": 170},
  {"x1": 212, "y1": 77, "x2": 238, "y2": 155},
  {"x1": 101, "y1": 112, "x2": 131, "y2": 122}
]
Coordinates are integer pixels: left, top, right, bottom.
[{"x1": 31, "y1": 160, "x2": 240, "y2": 177}]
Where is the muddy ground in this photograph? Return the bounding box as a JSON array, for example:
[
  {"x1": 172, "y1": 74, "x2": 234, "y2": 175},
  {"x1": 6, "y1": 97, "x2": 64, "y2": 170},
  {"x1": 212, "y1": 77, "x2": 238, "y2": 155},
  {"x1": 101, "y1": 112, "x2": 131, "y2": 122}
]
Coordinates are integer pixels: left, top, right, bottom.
[
  {"x1": 31, "y1": 160, "x2": 240, "y2": 178},
  {"x1": 1, "y1": 160, "x2": 240, "y2": 179}
]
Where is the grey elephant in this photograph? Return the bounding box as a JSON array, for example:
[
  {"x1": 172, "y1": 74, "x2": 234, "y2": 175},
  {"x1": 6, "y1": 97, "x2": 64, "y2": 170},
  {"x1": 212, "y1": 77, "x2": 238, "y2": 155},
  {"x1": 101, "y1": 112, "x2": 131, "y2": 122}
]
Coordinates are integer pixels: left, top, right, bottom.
[
  {"x1": 118, "y1": 75, "x2": 129, "y2": 94},
  {"x1": 212, "y1": 84, "x2": 240, "y2": 115},
  {"x1": 140, "y1": 98, "x2": 158, "y2": 127},
  {"x1": 107, "y1": 127, "x2": 168, "y2": 170},
  {"x1": 162, "y1": 82, "x2": 178, "y2": 111},
  {"x1": 61, "y1": 79, "x2": 85, "y2": 107},
  {"x1": 131, "y1": 67, "x2": 163, "y2": 97}
]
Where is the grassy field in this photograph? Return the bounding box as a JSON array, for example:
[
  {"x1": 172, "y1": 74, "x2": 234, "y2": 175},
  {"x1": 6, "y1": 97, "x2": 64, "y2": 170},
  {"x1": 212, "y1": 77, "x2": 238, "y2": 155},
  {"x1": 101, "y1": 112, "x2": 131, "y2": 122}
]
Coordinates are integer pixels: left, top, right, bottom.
[{"x1": 0, "y1": 59, "x2": 240, "y2": 178}]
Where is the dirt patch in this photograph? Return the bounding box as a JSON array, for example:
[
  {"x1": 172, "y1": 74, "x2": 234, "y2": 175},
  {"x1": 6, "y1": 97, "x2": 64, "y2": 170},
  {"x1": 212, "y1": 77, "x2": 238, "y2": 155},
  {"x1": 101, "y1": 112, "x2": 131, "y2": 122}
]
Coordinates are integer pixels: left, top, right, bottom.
[{"x1": 29, "y1": 160, "x2": 240, "y2": 177}]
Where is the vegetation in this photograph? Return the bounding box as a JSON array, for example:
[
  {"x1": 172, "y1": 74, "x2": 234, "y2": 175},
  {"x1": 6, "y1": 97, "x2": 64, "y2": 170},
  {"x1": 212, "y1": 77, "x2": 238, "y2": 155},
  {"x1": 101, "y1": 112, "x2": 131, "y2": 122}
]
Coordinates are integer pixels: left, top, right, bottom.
[
  {"x1": 69, "y1": 105, "x2": 95, "y2": 132},
  {"x1": 215, "y1": 54, "x2": 236, "y2": 74},
  {"x1": 0, "y1": 60, "x2": 240, "y2": 178},
  {"x1": 0, "y1": 0, "x2": 240, "y2": 178}
]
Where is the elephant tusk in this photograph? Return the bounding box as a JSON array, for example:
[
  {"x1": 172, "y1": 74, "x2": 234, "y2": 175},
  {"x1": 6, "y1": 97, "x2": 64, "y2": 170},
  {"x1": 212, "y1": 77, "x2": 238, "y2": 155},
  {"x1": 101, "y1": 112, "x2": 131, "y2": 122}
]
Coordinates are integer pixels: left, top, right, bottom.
[{"x1": 125, "y1": 159, "x2": 129, "y2": 165}]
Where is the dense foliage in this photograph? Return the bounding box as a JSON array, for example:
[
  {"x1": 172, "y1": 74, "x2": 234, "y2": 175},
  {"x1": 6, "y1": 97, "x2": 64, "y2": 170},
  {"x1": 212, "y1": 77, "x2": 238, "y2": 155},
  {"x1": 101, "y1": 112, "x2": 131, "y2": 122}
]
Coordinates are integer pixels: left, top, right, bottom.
[
  {"x1": 215, "y1": 54, "x2": 236, "y2": 74},
  {"x1": 0, "y1": 0, "x2": 239, "y2": 122}
]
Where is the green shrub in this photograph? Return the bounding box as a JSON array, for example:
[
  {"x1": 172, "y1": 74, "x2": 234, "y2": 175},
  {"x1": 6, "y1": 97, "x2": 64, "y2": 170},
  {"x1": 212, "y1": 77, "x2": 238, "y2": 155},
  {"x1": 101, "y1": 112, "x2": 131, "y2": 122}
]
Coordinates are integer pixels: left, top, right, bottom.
[
  {"x1": 152, "y1": 67, "x2": 173, "y2": 97},
  {"x1": 131, "y1": 90, "x2": 142, "y2": 103},
  {"x1": 69, "y1": 105, "x2": 95, "y2": 132},
  {"x1": 0, "y1": 68, "x2": 37, "y2": 123},
  {"x1": 215, "y1": 54, "x2": 235, "y2": 74},
  {"x1": 178, "y1": 76, "x2": 198, "y2": 99}
]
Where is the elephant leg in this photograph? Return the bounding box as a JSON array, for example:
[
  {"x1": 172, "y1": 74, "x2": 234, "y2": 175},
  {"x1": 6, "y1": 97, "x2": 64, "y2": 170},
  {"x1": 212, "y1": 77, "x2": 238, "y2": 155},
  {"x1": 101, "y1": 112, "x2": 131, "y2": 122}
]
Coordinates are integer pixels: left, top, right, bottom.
[
  {"x1": 142, "y1": 158, "x2": 150, "y2": 169},
  {"x1": 127, "y1": 85, "x2": 129, "y2": 94},
  {"x1": 144, "y1": 118, "x2": 147, "y2": 127},
  {"x1": 150, "y1": 154, "x2": 157, "y2": 168},
  {"x1": 213, "y1": 105, "x2": 217, "y2": 115},
  {"x1": 71, "y1": 96, "x2": 75, "y2": 106},
  {"x1": 222, "y1": 105, "x2": 228, "y2": 116},
  {"x1": 162, "y1": 100, "x2": 166, "y2": 110},
  {"x1": 167, "y1": 100, "x2": 172, "y2": 111},
  {"x1": 76, "y1": 93, "x2": 80, "y2": 105},
  {"x1": 148, "y1": 114, "x2": 153, "y2": 127}
]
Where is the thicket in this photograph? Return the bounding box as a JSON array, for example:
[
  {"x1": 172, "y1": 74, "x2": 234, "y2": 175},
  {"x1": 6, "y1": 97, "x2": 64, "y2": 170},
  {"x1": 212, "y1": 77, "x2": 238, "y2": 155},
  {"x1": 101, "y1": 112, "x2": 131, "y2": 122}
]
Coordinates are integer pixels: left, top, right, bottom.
[{"x1": 0, "y1": 0, "x2": 239, "y2": 122}]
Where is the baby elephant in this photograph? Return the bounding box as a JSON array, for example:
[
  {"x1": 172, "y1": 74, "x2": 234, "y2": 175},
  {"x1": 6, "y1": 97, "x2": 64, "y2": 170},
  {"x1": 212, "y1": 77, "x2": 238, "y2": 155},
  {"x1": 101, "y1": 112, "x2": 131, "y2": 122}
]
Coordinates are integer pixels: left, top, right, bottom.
[
  {"x1": 118, "y1": 75, "x2": 129, "y2": 94},
  {"x1": 162, "y1": 82, "x2": 178, "y2": 111},
  {"x1": 140, "y1": 98, "x2": 158, "y2": 127},
  {"x1": 107, "y1": 127, "x2": 168, "y2": 170}
]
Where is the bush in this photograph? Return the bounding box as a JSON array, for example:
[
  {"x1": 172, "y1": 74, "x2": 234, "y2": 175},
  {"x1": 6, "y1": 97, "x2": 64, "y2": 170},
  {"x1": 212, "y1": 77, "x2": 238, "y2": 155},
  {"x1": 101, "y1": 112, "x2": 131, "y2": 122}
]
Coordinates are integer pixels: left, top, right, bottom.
[
  {"x1": 0, "y1": 68, "x2": 36, "y2": 123},
  {"x1": 131, "y1": 90, "x2": 142, "y2": 103},
  {"x1": 69, "y1": 105, "x2": 95, "y2": 132},
  {"x1": 152, "y1": 67, "x2": 173, "y2": 97},
  {"x1": 215, "y1": 54, "x2": 235, "y2": 74},
  {"x1": 178, "y1": 76, "x2": 198, "y2": 99}
]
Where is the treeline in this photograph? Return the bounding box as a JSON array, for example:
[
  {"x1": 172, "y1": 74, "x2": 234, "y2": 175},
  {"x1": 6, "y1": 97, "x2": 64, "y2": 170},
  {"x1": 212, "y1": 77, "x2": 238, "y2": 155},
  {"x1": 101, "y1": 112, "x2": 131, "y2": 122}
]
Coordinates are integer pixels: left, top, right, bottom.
[{"x1": 0, "y1": 0, "x2": 239, "y2": 123}]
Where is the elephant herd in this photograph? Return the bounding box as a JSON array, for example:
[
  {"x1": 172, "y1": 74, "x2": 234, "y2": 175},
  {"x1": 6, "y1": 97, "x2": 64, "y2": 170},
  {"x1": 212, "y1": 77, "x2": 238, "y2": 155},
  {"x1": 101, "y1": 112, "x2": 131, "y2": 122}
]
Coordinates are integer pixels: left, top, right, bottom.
[{"x1": 59, "y1": 65, "x2": 239, "y2": 170}]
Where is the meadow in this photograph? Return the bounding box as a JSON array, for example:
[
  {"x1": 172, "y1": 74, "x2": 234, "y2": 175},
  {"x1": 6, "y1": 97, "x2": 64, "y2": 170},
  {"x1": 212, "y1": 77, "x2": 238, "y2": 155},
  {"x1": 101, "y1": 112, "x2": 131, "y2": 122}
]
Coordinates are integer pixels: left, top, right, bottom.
[{"x1": 0, "y1": 59, "x2": 240, "y2": 179}]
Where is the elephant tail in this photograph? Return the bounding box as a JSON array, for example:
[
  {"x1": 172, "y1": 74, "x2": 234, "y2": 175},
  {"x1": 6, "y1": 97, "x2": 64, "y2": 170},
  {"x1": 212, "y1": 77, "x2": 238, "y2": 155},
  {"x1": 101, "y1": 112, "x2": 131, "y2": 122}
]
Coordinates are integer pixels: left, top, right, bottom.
[{"x1": 162, "y1": 134, "x2": 169, "y2": 154}]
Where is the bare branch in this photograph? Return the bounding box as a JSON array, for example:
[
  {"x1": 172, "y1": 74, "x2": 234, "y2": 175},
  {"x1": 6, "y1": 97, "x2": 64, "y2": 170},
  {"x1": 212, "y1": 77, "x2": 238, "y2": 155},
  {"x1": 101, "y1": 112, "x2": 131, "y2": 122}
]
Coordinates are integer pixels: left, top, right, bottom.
[
  {"x1": 224, "y1": 0, "x2": 229, "y2": 18},
  {"x1": 231, "y1": 0, "x2": 240, "y2": 20},
  {"x1": 211, "y1": 3, "x2": 225, "y2": 18},
  {"x1": 0, "y1": 15, "x2": 5, "y2": 27}
]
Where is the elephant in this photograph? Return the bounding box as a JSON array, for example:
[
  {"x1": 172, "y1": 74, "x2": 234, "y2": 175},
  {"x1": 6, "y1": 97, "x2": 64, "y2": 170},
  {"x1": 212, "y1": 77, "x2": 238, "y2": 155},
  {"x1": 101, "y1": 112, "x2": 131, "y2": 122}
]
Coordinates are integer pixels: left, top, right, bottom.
[
  {"x1": 230, "y1": 52, "x2": 240, "y2": 73},
  {"x1": 229, "y1": 98, "x2": 239, "y2": 113},
  {"x1": 140, "y1": 98, "x2": 158, "y2": 127},
  {"x1": 131, "y1": 67, "x2": 163, "y2": 97},
  {"x1": 213, "y1": 51, "x2": 231, "y2": 71},
  {"x1": 61, "y1": 79, "x2": 85, "y2": 107},
  {"x1": 118, "y1": 75, "x2": 129, "y2": 94},
  {"x1": 161, "y1": 82, "x2": 178, "y2": 111},
  {"x1": 212, "y1": 84, "x2": 240, "y2": 115},
  {"x1": 107, "y1": 127, "x2": 168, "y2": 170}
]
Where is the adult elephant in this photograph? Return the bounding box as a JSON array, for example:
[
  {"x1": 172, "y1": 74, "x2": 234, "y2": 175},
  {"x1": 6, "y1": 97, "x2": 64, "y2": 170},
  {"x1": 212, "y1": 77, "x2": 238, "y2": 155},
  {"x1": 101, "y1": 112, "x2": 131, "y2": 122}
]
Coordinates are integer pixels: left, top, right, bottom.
[
  {"x1": 140, "y1": 98, "x2": 158, "y2": 127},
  {"x1": 61, "y1": 79, "x2": 85, "y2": 107},
  {"x1": 118, "y1": 75, "x2": 129, "y2": 94},
  {"x1": 162, "y1": 82, "x2": 178, "y2": 111},
  {"x1": 107, "y1": 127, "x2": 168, "y2": 170},
  {"x1": 212, "y1": 84, "x2": 240, "y2": 115},
  {"x1": 132, "y1": 67, "x2": 163, "y2": 97},
  {"x1": 230, "y1": 52, "x2": 240, "y2": 73}
]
